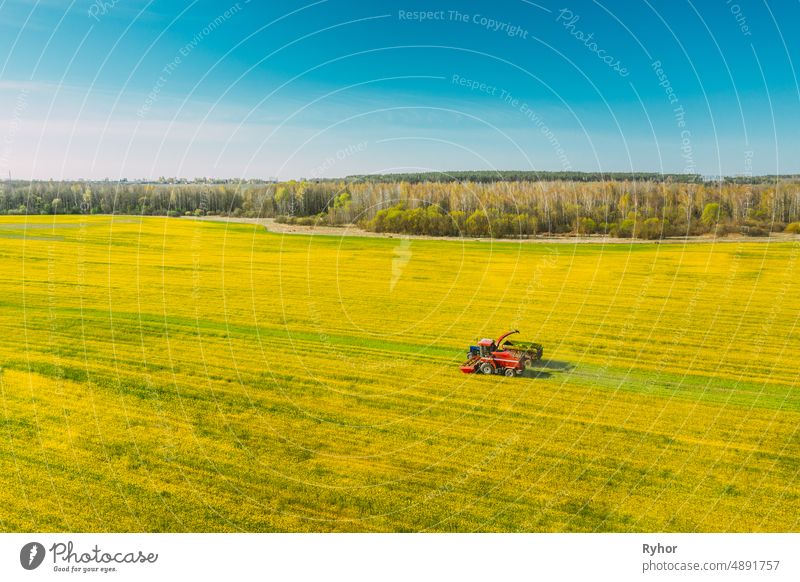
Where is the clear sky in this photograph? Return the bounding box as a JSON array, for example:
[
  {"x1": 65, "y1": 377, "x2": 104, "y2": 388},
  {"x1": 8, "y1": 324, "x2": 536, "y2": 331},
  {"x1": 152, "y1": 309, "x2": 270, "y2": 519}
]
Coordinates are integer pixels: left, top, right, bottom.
[{"x1": 1, "y1": 0, "x2": 798, "y2": 180}]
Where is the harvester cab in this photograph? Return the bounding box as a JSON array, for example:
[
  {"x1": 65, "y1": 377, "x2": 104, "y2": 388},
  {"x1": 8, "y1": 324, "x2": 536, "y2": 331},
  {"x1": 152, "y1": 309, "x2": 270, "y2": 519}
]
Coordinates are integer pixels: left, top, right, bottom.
[{"x1": 477, "y1": 338, "x2": 496, "y2": 357}]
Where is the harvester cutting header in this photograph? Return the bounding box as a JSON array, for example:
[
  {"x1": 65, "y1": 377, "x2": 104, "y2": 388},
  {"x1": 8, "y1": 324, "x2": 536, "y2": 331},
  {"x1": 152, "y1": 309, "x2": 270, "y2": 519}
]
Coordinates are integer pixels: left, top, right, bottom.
[{"x1": 460, "y1": 330, "x2": 543, "y2": 377}]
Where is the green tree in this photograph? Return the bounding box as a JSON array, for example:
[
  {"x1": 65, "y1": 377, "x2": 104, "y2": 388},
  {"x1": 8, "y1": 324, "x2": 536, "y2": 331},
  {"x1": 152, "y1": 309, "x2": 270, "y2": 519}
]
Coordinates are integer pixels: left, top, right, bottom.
[
  {"x1": 465, "y1": 210, "x2": 489, "y2": 237},
  {"x1": 784, "y1": 221, "x2": 800, "y2": 234},
  {"x1": 701, "y1": 202, "x2": 721, "y2": 227},
  {"x1": 575, "y1": 217, "x2": 596, "y2": 235},
  {"x1": 639, "y1": 217, "x2": 664, "y2": 240}
]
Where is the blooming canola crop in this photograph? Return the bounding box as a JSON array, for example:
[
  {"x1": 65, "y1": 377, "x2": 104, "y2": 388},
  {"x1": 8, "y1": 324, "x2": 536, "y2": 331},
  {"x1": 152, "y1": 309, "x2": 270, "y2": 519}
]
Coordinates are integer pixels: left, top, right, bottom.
[{"x1": 0, "y1": 216, "x2": 797, "y2": 532}]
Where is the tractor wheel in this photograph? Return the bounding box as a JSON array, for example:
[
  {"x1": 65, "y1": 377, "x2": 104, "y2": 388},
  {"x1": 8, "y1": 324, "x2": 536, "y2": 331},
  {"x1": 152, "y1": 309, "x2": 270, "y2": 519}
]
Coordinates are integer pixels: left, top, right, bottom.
[
  {"x1": 479, "y1": 363, "x2": 494, "y2": 375},
  {"x1": 503, "y1": 368, "x2": 516, "y2": 377}
]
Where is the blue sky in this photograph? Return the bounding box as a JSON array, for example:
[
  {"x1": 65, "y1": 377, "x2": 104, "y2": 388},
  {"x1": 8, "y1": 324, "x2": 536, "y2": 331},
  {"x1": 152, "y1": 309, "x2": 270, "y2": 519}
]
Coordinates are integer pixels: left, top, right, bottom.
[{"x1": 0, "y1": 0, "x2": 798, "y2": 179}]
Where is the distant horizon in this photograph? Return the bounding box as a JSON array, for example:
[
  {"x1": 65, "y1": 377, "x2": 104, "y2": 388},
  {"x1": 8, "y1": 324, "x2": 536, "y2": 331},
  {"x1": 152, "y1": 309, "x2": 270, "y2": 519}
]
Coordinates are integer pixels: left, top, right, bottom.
[{"x1": 3, "y1": 169, "x2": 800, "y2": 183}]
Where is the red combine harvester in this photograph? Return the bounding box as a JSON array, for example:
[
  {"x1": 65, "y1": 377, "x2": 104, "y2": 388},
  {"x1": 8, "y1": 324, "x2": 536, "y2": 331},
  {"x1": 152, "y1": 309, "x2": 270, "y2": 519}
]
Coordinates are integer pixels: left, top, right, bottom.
[{"x1": 459, "y1": 330, "x2": 543, "y2": 377}]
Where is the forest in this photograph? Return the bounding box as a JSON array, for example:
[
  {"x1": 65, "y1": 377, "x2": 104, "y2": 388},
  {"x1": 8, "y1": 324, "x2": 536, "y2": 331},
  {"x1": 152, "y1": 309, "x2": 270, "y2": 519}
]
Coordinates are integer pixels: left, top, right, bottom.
[
  {"x1": 2, "y1": 173, "x2": 800, "y2": 239},
  {"x1": 343, "y1": 170, "x2": 703, "y2": 183}
]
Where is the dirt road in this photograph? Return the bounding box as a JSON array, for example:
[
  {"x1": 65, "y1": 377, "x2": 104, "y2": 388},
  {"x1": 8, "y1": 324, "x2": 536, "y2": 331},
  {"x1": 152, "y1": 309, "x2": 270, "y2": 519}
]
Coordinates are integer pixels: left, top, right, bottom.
[{"x1": 184, "y1": 215, "x2": 799, "y2": 244}]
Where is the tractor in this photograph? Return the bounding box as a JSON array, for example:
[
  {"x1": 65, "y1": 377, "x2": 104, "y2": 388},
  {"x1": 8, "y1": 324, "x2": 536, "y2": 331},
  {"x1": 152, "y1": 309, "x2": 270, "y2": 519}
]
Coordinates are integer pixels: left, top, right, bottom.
[{"x1": 459, "y1": 330, "x2": 543, "y2": 377}]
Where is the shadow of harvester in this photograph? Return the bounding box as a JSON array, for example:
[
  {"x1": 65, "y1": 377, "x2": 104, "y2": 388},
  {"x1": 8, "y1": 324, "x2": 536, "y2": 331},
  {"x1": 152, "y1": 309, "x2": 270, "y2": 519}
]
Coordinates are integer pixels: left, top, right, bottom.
[
  {"x1": 520, "y1": 369, "x2": 552, "y2": 379},
  {"x1": 519, "y1": 359, "x2": 574, "y2": 379},
  {"x1": 537, "y1": 359, "x2": 574, "y2": 371}
]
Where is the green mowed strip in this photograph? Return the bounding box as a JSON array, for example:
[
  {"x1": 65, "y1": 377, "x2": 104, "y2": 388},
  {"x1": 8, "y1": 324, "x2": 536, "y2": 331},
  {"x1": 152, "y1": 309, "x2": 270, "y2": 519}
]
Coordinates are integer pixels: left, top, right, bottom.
[{"x1": 0, "y1": 216, "x2": 798, "y2": 532}]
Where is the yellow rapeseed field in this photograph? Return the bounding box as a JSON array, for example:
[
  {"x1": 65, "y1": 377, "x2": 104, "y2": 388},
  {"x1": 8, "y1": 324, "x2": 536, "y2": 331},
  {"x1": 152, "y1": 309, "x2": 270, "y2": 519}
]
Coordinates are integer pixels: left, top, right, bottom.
[{"x1": 0, "y1": 215, "x2": 798, "y2": 532}]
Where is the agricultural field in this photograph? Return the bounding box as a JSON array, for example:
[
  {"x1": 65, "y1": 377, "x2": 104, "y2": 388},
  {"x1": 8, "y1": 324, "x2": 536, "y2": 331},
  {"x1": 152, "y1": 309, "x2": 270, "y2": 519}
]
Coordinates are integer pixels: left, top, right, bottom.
[{"x1": 0, "y1": 215, "x2": 798, "y2": 532}]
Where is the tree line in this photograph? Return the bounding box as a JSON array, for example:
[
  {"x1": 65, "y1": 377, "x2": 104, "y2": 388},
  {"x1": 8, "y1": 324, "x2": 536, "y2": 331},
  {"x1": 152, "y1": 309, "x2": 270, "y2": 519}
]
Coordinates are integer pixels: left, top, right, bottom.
[
  {"x1": 344, "y1": 170, "x2": 702, "y2": 184},
  {"x1": 2, "y1": 177, "x2": 800, "y2": 239},
  {"x1": 279, "y1": 179, "x2": 800, "y2": 239}
]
